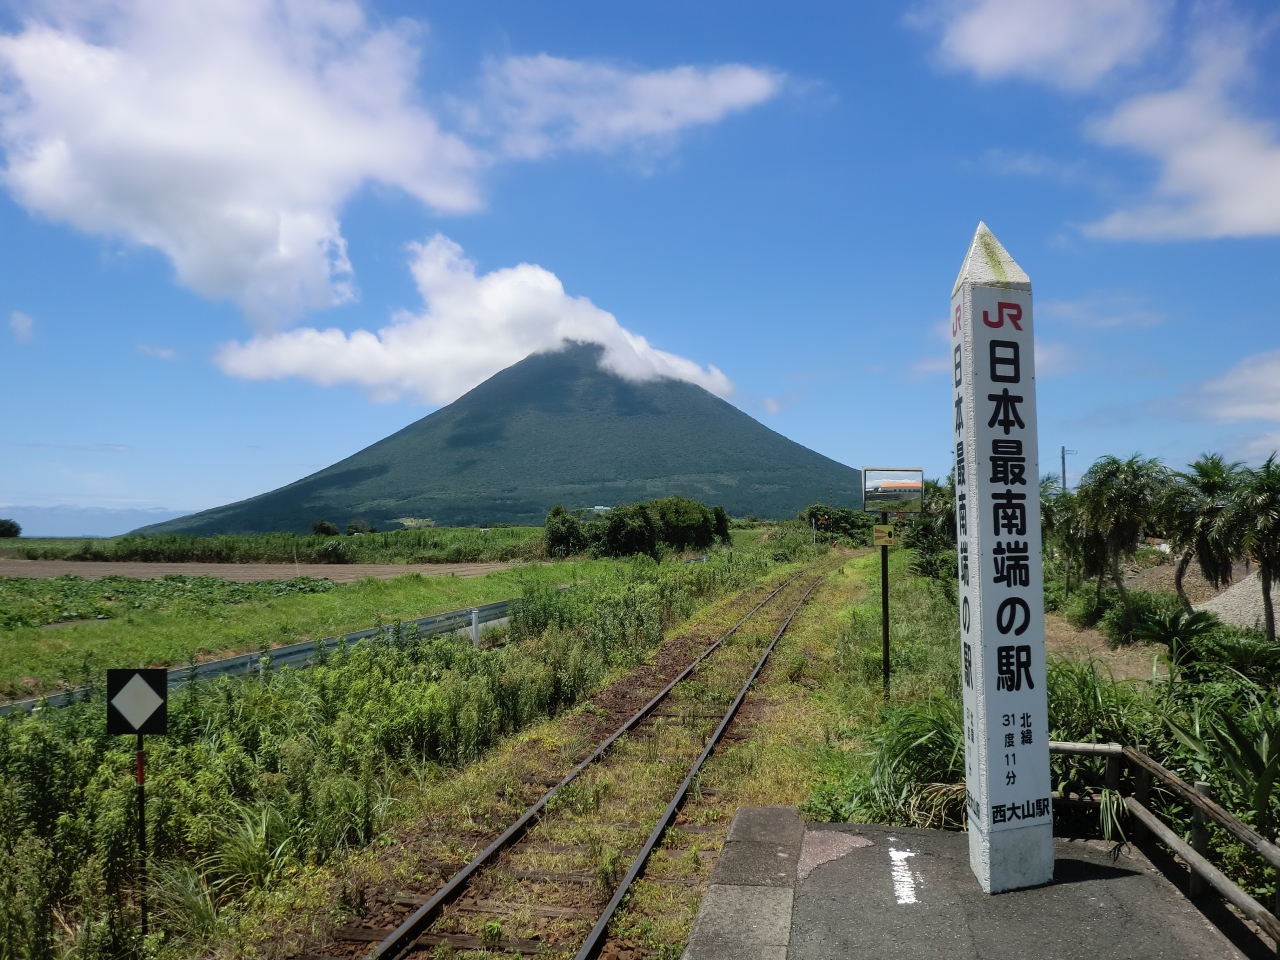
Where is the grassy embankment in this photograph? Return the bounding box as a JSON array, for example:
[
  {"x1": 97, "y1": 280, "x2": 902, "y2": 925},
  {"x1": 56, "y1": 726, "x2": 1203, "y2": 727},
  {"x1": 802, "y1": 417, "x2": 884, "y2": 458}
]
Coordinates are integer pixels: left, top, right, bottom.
[
  {"x1": 0, "y1": 526, "x2": 544, "y2": 564},
  {"x1": 0, "y1": 562, "x2": 606, "y2": 701}
]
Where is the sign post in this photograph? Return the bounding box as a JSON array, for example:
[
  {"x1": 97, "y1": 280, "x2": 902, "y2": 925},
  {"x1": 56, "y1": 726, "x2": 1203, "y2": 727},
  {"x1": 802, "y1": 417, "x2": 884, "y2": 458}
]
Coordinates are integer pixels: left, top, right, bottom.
[
  {"x1": 863, "y1": 467, "x2": 924, "y2": 700},
  {"x1": 951, "y1": 223, "x2": 1053, "y2": 892},
  {"x1": 107, "y1": 668, "x2": 168, "y2": 937}
]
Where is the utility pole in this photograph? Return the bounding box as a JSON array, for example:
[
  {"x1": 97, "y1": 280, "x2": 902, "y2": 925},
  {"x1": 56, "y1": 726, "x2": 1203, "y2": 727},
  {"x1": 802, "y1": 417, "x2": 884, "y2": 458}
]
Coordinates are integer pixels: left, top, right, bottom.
[
  {"x1": 1061, "y1": 447, "x2": 1076, "y2": 593},
  {"x1": 881, "y1": 510, "x2": 890, "y2": 700}
]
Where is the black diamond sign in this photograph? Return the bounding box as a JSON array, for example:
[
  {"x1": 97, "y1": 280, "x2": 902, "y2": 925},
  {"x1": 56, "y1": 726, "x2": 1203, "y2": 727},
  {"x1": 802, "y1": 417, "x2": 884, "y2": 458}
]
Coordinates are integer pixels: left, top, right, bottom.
[{"x1": 106, "y1": 669, "x2": 168, "y2": 735}]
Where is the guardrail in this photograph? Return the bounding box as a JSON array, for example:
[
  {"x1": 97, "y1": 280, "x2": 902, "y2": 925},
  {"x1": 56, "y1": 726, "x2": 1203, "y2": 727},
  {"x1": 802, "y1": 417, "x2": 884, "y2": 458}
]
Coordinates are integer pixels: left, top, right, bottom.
[
  {"x1": 0, "y1": 599, "x2": 513, "y2": 717},
  {"x1": 1050, "y1": 740, "x2": 1280, "y2": 950}
]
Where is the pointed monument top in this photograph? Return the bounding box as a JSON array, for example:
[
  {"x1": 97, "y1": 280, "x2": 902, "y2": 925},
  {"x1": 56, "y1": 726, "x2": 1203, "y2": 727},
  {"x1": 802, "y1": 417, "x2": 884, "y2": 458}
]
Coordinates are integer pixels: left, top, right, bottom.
[{"x1": 952, "y1": 222, "x2": 1031, "y2": 295}]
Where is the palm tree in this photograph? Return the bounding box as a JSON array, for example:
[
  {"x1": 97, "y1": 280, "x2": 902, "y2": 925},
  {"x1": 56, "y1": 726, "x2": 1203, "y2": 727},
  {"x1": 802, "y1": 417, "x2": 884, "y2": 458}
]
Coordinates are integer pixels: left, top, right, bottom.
[
  {"x1": 1046, "y1": 487, "x2": 1108, "y2": 605},
  {"x1": 1159, "y1": 453, "x2": 1242, "y2": 612},
  {"x1": 1075, "y1": 454, "x2": 1168, "y2": 619},
  {"x1": 1219, "y1": 453, "x2": 1280, "y2": 643}
]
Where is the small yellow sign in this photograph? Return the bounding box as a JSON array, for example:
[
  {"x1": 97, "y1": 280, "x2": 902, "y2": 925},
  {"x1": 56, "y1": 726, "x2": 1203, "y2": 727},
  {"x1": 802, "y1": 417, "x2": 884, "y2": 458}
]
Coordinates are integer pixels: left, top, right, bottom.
[{"x1": 873, "y1": 524, "x2": 896, "y2": 547}]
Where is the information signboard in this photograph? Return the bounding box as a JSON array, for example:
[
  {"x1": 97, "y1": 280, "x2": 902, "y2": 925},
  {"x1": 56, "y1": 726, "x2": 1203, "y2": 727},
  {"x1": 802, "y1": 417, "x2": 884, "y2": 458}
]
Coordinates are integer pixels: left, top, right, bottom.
[
  {"x1": 951, "y1": 223, "x2": 1052, "y2": 893},
  {"x1": 863, "y1": 468, "x2": 924, "y2": 513}
]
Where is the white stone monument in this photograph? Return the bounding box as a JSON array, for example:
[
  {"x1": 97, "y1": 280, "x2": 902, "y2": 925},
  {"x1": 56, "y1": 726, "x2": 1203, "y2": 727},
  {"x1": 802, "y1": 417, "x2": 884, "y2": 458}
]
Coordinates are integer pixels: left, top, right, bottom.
[{"x1": 951, "y1": 223, "x2": 1053, "y2": 892}]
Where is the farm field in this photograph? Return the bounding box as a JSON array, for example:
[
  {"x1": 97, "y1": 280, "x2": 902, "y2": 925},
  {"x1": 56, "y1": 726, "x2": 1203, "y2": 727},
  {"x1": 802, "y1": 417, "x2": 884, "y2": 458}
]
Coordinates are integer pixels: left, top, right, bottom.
[
  {"x1": 0, "y1": 525, "x2": 545, "y2": 565},
  {"x1": 0, "y1": 558, "x2": 515, "y2": 583},
  {"x1": 0, "y1": 561, "x2": 605, "y2": 701}
]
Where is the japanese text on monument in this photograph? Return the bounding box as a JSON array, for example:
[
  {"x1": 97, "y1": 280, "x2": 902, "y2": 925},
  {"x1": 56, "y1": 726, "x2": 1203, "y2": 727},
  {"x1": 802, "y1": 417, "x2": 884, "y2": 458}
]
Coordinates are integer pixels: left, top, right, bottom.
[{"x1": 951, "y1": 280, "x2": 1052, "y2": 833}]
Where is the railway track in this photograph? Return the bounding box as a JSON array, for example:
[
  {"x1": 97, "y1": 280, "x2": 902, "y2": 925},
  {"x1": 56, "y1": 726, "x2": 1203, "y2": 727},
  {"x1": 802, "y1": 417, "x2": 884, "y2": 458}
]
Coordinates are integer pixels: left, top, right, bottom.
[{"x1": 312, "y1": 568, "x2": 824, "y2": 960}]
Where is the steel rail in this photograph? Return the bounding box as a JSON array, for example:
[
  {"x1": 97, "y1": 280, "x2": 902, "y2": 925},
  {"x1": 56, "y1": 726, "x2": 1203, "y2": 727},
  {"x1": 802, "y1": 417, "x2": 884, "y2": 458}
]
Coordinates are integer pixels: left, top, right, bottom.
[
  {"x1": 0, "y1": 599, "x2": 513, "y2": 716},
  {"x1": 573, "y1": 575, "x2": 822, "y2": 960},
  {"x1": 366, "y1": 572, "x2": 805, "y2": 960}
]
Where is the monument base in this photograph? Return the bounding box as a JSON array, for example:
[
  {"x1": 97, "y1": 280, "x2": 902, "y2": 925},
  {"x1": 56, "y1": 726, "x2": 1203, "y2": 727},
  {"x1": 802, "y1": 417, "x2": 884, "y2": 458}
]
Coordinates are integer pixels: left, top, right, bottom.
[{"x1": 968, "y1": 820, "x2": 1054, "y2": 893}]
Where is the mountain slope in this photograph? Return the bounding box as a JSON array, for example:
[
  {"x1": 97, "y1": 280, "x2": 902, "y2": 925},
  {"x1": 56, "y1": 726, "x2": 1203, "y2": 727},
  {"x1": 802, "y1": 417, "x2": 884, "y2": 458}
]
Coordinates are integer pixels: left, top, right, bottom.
[{"x1": 140, "y1": 344, "x2": 862, "y2": 533}]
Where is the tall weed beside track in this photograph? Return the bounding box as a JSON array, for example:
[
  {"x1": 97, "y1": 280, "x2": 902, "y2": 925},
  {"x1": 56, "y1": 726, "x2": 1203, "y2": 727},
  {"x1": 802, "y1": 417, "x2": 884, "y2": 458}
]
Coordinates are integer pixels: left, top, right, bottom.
[{"x1": 0, "y1": 551, "x2": 777, "y2": 960}]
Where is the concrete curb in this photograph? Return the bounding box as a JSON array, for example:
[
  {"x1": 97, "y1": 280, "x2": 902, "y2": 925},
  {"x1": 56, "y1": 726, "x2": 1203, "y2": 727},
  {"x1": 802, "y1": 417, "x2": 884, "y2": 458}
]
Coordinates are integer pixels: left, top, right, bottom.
[{"x1": 682, "y1": 806, "x2": 804, "y2": 960}]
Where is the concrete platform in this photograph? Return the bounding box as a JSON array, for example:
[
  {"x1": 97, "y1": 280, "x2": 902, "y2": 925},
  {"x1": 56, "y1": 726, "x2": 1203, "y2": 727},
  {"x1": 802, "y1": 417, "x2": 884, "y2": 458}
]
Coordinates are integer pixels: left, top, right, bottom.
[{"x1": 683, "y1": 808, "x2": 1264, "y2": 960}]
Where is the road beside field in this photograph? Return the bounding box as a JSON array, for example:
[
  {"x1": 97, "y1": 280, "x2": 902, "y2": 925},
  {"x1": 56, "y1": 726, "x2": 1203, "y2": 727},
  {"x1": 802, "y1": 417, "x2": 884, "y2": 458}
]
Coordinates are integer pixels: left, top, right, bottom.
[{"x1": 0, "y1": 559, "x2": 518, "y2": 582}]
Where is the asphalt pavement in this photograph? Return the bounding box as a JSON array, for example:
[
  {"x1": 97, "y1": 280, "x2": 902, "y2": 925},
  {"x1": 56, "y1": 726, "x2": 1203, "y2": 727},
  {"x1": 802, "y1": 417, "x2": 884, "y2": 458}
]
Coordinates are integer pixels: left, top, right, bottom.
[{"x1": 683, "y1": 808, "x2": 1263, "y2": 960}]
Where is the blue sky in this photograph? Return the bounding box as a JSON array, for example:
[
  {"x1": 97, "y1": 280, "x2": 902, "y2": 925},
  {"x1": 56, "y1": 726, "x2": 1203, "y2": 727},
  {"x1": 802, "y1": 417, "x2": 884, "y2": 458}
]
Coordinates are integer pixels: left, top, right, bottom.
[{"x1": 3, "y1": 0, "x2": 1280, "y2": 535}]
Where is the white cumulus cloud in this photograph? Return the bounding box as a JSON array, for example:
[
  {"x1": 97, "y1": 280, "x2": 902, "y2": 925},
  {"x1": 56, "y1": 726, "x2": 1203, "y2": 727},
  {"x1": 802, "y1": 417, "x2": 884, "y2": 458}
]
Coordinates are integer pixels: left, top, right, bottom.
[
  {"x1": 215, "y1": 235, "x2": 731, "y2": 404},
  {"x1": 932, "y1": 4, "x2": 1280, "y2": 242},
  {"x1": 9, "y1": 310, "x2": 34, "y2": 342},
  {"x1": 471, "y1": 54, "x2": 783, "y2": 159},
  {"x1": 1200, "y1": 350, "x2": 1280, "y2": 424},
  {"x1": 1085, "y1": 42, "x2": 1280, "y2": 239},
  {"x1": 0, "y1": 0, "x2": 481, "y2": 327},
  {"x1": 932, "y1": 0, "x2": 1167, "y2": 90},
  {"x1": 0, "y1": 1, "x2": 782, "y2": 330}
]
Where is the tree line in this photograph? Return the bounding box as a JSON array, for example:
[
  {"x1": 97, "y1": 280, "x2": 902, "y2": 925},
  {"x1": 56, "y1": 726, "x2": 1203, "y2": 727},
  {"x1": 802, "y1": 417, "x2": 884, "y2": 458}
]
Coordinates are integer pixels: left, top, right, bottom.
[
  {"x1": 545, "y1": 495, "x2": 731, "y2": 559},
  {"x1": 867, "y1": 452, "x2": 1280, "y2": 645},
  {"x1": 1048, "y1": 452, "x2": 1280, "y2": 642}
]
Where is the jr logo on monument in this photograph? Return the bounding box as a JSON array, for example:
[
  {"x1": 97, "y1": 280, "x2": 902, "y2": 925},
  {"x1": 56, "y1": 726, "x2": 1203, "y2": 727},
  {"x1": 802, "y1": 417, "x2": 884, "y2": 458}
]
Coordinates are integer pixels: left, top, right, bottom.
[{"x1": 951, "y1": 223, "x2": 1052, "y2": 892}]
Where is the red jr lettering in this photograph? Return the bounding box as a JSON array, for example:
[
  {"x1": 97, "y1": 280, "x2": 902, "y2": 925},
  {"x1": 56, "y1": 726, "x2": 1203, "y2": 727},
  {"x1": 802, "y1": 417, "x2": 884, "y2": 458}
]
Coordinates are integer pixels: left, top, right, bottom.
[
  {"x1": 953, "y1": 304, "x2": 962, "y2": 336},
  {"x1": 998, "y1": 302, "x2": 1023, "y2": 330},
  {"x1": 982, "y1": 302, "x2": 1024, "y2": 330}
]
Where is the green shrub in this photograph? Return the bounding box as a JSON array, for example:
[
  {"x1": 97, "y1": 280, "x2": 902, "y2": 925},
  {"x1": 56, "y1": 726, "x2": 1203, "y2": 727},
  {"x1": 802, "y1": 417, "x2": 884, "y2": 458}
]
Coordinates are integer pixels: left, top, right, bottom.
[
  {"x1": 311, "y1": 520, "x2": 339, "y2": 536},
  {"x1": 712, "y1": 506, "x2": 730, "y2": 544},
  {"x1": 1042, "y1": 574, "x2": 1065, "y2": 613},
  {"x1": 840, "y1": 696, "x2": 964, "y2": 827},
  {"x1": 765, "y1": 523, "x2": 818, "y2": 563},
  {"x1": 647, "y1": 496, "x2": 715, "y2": 552},
  {"x1": 545, "y1": 506, "x2": 587, "y2": 558},
  {"x1": 799, "y1": 504, "x2": 872, "y2": 546},
  {"x1": 551, "y1": 496, "x2": 726, "y2": 559},
  {"x1": 1097, "y1": 589, "x2": 1182, "y2": 644},
  {"x1": 0, "y1": 518, "x2": 19, "y2": 538},
  {"x1": 590, "y1": 503, "x2": 659, "y2": 558},
  {"x1": 1062, "y1": 584, "x2": 1110, "y2": 628}
]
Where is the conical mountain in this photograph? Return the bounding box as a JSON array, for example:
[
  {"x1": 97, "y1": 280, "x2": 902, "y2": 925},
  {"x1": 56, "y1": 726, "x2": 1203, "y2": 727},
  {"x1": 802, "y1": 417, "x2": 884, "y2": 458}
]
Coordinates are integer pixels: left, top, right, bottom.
[{"x1": 139, "y1": 343, "x2": 862, "y2": 534}]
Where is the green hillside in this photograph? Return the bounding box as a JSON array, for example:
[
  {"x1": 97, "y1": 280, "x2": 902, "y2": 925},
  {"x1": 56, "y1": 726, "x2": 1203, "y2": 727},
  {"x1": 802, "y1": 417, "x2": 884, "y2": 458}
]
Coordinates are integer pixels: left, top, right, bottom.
[{"x1": 140, "y1": 344, "x2": 862, "y2": 533}]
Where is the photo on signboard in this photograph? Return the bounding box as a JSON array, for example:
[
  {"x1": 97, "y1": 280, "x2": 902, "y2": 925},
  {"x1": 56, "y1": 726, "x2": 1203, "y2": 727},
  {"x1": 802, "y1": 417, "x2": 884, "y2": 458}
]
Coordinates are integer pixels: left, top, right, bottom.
[{"x1": 862, "y1": 468, "x2": 925, "y2": 514}]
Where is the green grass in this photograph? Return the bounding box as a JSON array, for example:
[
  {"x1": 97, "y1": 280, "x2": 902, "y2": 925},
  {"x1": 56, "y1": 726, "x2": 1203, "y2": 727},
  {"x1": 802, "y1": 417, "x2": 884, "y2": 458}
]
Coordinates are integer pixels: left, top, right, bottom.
[
  {"x1": 0, "y1": 526, "x2": 545, "y2": 564},
  {"x1": 728, "y1": 528, "x2": 768, "y2": 548},
  {"x1": 0, "y1": 574, "x2": 337, "y2": 629},
  {"x1": 0, "y1": 561, "x2": 609, "y2": 700}
]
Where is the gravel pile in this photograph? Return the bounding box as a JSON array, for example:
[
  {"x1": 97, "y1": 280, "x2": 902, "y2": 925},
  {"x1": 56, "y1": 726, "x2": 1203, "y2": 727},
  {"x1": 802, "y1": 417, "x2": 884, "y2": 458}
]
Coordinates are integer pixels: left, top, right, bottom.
[{"x1": 1195, "y1": 572, "x2": 1270, "y2": 631}]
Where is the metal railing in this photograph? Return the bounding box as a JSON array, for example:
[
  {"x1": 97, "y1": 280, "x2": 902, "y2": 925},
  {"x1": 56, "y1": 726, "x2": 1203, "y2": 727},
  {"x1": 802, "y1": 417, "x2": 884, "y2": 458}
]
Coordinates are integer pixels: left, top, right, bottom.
[{"x1": 0, "y1": 599, "x2": 512, "y2": 717}]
